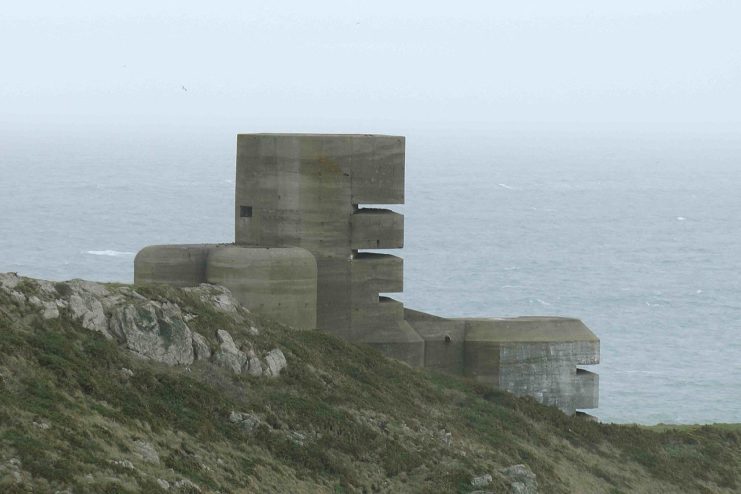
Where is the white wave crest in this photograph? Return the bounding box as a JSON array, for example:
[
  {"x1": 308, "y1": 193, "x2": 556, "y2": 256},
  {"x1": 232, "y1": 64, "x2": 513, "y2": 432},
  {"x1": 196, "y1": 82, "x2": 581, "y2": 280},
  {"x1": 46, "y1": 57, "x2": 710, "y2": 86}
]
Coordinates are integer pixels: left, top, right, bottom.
[{"x1": 85, "y1": 250, "x2": 135, "y2": 257}]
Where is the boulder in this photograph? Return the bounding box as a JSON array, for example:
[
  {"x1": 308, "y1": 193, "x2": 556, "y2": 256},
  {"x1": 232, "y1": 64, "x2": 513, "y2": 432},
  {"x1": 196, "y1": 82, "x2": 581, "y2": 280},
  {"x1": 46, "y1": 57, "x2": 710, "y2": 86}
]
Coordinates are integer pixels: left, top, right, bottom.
[
  {"x1": 133, "y1": 439, "x2": 160, "y2": 465},
  {"x1": 228, "y1": 411, "x2": 261, "y2": 431},
  {"x1": 263, "y1": 348, "x2": 287, "y2": 377},
  {"x1": 109, "y1": 302, "x2": 194, "y2": 366},
  {"x1": 69, "y1": 293, "x2": 110, "y2": 338},
  {"x1": 471, "y1": 473, "x2": 493, "y2": 488},
  {"x1": 191, "y1": 333, "x2": 211, "y2": 361},
  {"x1": 213, "y1": 329, "x2": 247, "y2": 373},
  {"x1": 501, "y1": 464, "x2": 538, "y2": 494}
]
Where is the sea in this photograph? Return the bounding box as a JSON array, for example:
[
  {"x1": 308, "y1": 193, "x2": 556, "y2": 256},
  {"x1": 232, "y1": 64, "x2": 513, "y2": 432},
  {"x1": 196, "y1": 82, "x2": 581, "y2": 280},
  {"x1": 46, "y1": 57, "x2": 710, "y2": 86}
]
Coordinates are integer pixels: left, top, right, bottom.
[{"x1": 1, "y1": 126, "x2": 739, "y2": 425}]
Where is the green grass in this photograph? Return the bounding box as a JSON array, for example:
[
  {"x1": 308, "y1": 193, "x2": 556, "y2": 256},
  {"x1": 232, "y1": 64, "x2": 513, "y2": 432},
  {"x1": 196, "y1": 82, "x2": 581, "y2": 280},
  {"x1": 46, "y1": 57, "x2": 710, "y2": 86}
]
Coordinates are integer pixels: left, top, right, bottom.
[{"x1": 1, "y1": 280, "x2": 740, "y2": 493}]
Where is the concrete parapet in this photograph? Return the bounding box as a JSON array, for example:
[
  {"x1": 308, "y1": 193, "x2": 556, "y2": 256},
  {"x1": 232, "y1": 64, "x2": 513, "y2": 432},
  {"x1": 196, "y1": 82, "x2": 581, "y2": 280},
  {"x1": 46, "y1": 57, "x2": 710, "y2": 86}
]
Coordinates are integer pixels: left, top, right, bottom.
[
  {"x1": 134, "y1": 244, "x2": 216, "y2": 287},
  {"x1": 206, "y1": 245, "x2": 318, "y2": 330},
  {"x1": 351, "y1": 209, "x2": 404, "y2": 249}
]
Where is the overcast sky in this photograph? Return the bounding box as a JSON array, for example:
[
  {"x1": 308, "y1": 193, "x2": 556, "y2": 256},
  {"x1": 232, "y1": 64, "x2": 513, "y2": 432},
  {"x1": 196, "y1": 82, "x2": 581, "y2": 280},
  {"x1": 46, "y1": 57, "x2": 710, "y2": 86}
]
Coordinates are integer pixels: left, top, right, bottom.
[{"x1": 1, "y1": 1, "x2": 740, "y2": 133}]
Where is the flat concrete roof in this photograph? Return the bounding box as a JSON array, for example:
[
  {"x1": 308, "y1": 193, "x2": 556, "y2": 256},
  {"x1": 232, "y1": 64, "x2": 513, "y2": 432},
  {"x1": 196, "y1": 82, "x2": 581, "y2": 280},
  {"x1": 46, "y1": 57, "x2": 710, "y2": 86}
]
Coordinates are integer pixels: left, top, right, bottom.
[{"x1": 460, "y1": 317, "x2": 600, "y2": 343}]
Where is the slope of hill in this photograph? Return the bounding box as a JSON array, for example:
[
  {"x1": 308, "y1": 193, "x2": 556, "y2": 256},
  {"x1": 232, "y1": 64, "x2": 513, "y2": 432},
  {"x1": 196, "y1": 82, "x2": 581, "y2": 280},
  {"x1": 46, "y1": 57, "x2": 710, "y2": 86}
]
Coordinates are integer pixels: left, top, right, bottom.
[{"x1": 0, "y1": 273, "x2": 739, "y2": 493}]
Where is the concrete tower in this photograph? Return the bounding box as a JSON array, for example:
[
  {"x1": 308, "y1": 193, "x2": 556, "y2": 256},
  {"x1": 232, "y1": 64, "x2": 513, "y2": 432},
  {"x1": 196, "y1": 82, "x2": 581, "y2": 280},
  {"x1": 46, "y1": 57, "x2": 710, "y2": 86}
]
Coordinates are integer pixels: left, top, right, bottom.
[{"x1": 234, "y1": 134, "x2": 423, "y2": 365}]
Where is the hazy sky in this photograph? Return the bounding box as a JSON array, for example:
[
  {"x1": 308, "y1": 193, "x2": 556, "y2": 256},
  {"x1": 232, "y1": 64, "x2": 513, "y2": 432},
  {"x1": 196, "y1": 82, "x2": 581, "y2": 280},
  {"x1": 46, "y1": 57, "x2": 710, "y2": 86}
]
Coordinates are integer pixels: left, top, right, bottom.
[{"x1": 1, "y1": 1, "x2": 740, "y2": 132}]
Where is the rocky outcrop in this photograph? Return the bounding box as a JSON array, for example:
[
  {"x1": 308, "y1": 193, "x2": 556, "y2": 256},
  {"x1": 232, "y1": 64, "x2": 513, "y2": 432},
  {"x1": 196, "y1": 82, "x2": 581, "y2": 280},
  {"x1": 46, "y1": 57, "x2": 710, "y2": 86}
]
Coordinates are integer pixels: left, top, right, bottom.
[
  {"x1": 109, "y1": 302, "x2": 194, "y2": 365},
  {"x1": 501, "y1": 464, "x2": 538, "y2": 494},
  {"x1": 213, "y1": 329, "x2": 248, "y2": 373},
  {"x1": 0, "y1": 273, "x2": 288, "y2": 379}
]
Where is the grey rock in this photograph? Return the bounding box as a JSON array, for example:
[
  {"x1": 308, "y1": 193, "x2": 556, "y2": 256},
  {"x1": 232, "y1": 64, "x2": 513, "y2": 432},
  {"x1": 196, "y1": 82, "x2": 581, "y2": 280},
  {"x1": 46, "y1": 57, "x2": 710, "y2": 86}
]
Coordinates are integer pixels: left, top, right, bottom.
[
  {"x1": 229, "y1": 411, "x2": 261, "y2": 431},
  {"x1": 133, "y1": 439, "x2": 160, "y2": 464},
  {"x1": 0, "y1": 272, "x2": 20, "y2": 290},
  {"x1": 157, "y1": 478, "x2": 171, "y2": 490},
  {"x1": 471, "y1": 473, "x2": 493, "y2": 488},
  {"x1": 41, "y1": 301, "x2": 60, "y2": 320},
  {"x1": 501, "y1": 464, "x2": 538, "y2": 494},
  {"x1": 32, "y1": 420, "x2": 51, "y2": 430},
  {"x1": 174, "y1": 478, "x2": 201, "y2": 492},
  {"x1": 263, "y1": 348, "x2": 287, "y2": 377},
  {"x1": 184, "y1": 284, "x2": 240, "y2": 314},
  {"x1": 213, "y1": 329, "x2": 247, "y2": 373},
  {"x1": 109, "y1": 302, "x2": 194, "y2": 366},
  {"x1": 216, "y1": 329, "x2": 239, "y2": 353},
  {"x1": 1, "y1": 457, "x2": 23, "y2": 483},
  {"x1": 9, "y1": 290, "x2": 26, "y2": 304},
  {"x1": 191, "y1": 332, "x2": 211, "y2": 361},
  {"x1": 438, "y1": 428, "x2": 453, "y2": 447},
  {"x1": 111, "y1": 459, "x2": 135, "y2": 470},
  {"x1": 286, "y1": 430, "x2": 306, "y2": 445},
  {"x1": 69, "y1": 293, "x2": 110, "y2": 338},
  {"x1": 245, "y1": 356, "x2": 263, "y2": 376},
  {"x1": 68, "y1": 278, "x2": 111, "y2": 298},
  {"x1": 35, "y1": 279, "x2": 58, "y2": 297}
]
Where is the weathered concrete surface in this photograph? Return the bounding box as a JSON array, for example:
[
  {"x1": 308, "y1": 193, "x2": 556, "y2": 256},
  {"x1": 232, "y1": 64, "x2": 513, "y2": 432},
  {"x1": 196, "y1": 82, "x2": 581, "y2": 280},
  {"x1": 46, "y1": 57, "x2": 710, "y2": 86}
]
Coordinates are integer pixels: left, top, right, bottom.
[
  {"x1": 351, "y1": 209, "x2": 404, "y2": 249},
  {"x1": 134, "y1": 244, "x2": 317, "y2": 330},
  {"x1": 206, "y1": 245, "x2": 317, "y2": 330},
  {"x1": 234, "y1": 134, "x2": 414, "y2": 363},
  {"x1": 462, "y1": 317, "x2": 599, "y2": 414},
  {"x1": 404, "y1": 310, "x2": 599, "y2": 414},
  {"x1": 134, "y1": 244, "x2": 216, "y2": 287},
  {"x1": 357, "y1": 318, "x2": 425, "y2": 368},
  {"x1": 404, "y1": 308, "x2": 466, "y2": 374}
]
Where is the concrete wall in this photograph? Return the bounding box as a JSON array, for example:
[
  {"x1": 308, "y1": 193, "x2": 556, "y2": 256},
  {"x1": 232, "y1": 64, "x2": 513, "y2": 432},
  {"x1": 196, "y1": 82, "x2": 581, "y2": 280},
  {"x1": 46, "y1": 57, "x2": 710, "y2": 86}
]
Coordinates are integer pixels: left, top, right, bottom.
[
  {"x1": 404, "y1": 308, "x2": 466, "y2": 374},
  {"x1": 134, "y1": 243, "x2": 318, "y2": 330},
  {"x1": 134, "y1": 244, "x2": 216, "y2": 287},
  {"x1": 206, "y1": 246, "x2": 317, "y2": 330},
  {"x1": 234, "y1": 133, "x2": 422, "y2": 365},
  {"x1": 404, "y1": 310, "x2": 600, "y2": 414},
  {"x1": 462, "y1": 317, "x2": 600, "y2": 414},
  {"x1": 351, "y1": 209, "x2": 404, "y2": 249}
]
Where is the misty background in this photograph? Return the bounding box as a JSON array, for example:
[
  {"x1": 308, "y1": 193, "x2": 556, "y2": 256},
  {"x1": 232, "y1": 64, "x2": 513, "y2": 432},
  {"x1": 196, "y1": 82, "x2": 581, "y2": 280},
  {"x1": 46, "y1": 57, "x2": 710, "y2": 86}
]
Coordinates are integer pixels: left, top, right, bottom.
[
  {"x1": 1, "y1": 1, "x2": 740, "y2": 424},
  {"x1": 2, "y1": 1, "x2": 741, "y2": 131}
]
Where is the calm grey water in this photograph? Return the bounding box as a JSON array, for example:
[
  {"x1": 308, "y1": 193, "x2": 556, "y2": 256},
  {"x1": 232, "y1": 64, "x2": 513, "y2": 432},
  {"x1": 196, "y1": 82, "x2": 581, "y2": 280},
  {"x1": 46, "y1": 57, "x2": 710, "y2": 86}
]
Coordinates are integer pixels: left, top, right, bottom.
[{"x1": 1, "y1": 127, "x2": 739, "y2": 425}]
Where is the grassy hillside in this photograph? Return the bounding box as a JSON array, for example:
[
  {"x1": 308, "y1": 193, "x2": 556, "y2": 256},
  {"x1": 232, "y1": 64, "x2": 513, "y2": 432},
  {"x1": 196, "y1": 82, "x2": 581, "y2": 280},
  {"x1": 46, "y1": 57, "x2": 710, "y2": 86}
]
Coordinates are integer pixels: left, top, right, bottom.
[{"x1": 0, "y1": 275, "x2": 739, "y2": 493}]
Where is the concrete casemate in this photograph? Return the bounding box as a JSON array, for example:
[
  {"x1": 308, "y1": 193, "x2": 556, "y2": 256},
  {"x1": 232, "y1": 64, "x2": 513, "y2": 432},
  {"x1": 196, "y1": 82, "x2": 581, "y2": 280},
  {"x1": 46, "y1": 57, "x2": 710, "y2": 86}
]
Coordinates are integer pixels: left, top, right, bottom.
[
  {"x1": 134, "y1": 133, "x2": 600, "y2": 414},
  {"x1": 206, "y1": 246, "x2": 317, "y2": 330},
  {"x1": 135, "y1": 244, "x2": 317, "y2": 330}
]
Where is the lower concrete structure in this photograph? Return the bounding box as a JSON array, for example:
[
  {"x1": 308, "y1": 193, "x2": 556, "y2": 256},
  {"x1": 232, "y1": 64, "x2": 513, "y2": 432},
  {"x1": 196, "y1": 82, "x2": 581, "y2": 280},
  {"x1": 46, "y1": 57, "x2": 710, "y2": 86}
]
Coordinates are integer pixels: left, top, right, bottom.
[
  {"x1": 135, "y1": 244, "x2": 317, "y2": 330},
  {"x1": 135, "y1": 133, "x2": 600, "y2": 415},
  {"x1": 404, "y1": 309, "x2": 599, "y2": 414},
  {"x1": 135, "y1": 244, "x2": 214, "y2": 288}
]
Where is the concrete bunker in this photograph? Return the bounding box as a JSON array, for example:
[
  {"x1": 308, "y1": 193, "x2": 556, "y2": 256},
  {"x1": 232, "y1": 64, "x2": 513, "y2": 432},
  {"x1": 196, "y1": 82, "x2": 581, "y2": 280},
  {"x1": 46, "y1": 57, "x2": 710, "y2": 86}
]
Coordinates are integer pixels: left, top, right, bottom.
[{"x1": 134, "y1": 133, "x2": 600, "y2": 415}]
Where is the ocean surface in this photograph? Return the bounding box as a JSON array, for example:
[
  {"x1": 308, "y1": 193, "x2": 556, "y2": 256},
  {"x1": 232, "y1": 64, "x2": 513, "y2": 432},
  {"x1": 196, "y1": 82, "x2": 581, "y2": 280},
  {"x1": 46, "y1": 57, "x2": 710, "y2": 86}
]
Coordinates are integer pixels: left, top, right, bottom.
[{"x1": 1, "y1": 127, "x2": 740, "y2": 425}]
